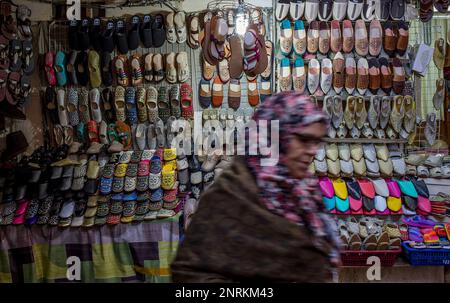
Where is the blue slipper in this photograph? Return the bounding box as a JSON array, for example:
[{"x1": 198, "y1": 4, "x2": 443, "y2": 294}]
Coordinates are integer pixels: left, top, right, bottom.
[
  {"x1": 335, "y1": 196, "x2": 350, "y2": 212},
  {"x1": 322, "y1": 196, "x2": 336, "y2": 211},
  {"x1": 55, "y1": 51, "x2": 67, "y2": 86},
  {"x1": 395, "y1": 179, "x2": 418, "y2": 198}
]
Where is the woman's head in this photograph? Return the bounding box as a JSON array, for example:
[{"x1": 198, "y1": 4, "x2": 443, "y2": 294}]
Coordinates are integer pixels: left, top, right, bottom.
[{"x1": 247, "y1": 92, "x2": 329, "y2": 180}]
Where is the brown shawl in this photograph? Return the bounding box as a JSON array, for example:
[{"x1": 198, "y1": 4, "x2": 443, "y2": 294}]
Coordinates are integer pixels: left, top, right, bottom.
[{"x1": 171, "y1": 157, "x2": 333, "y2": 283}]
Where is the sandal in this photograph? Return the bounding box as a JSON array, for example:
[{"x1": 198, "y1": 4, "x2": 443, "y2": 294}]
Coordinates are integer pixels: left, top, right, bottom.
[
  {"x1": 114, "y1": 55, "x2": 129, "y2": 87},
  {"x1": 152, "y1": 53, "x2": 165, "y2": 83},
  {"x1": 144, "y1": 53, "x2": 153, "y2": 82},
  {"x1": 130, "y1": 54, "x2": 143, "y2": 86},
  {"x1": 176, "y1": 51, "x2": 189, "y2": 83},
  {"x1": 229, "y1": 35, "x2": 243, "y2": 80}
]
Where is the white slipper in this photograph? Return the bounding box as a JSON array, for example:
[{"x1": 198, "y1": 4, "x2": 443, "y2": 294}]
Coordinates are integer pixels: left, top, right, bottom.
[
  {"x1": 308, "y1": 58, "x2": 320, "y2": 94},
  {"x1": 89, "y1": 88, "x2": 102, "y2": 123},
  {"x1": 305, "y1": 0, "x2": 320, "y2": 22},
  {"x1": 318, "y1": 0, "x2": 333, "y2": 21},
  {"x1": 320, "y1": 58, "x2": 333, "y2": 94},
  {"x1": 165, "y1": 52, "x2": 177, "y2": 84},
  {"x1": 347, "y1": 0, "x2": 364, "y2": 20},
  {"x1": 362, "y1": 0, "x2": 376, "y2": 21},
  {"x1": 174, "y1": 11, "x2": 187, "y2": 44},
  {"x1": 333, "y1": 0, "x2": 348, "y2": 21},
  {"x1": 165, "y1": 12, "x2": 177, "y2": 44},
  {"x1": 290, "y1": 0, "x2": 306, "y2": 20},
  {"x1": 176, "y1": 52, "x2": 189, "y2": 83},
  {"x1": 276, "y1": 0, "x2": 291, "y2": 21}
]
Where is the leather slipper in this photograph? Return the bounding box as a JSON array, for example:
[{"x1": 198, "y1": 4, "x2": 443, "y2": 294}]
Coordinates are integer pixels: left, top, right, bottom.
[
  {"x1": 279, "y1": 57, "x2": 292, "y2": 91},
  {"x1": 357, "y1": 57, "x2": 369, "y2": 95},
  {"x1": 228, "y1": 79, "x2": 241, "y2": 110},
  {"x1": 333, "y1": 52, "x2": 345, "y2": 94},
  {"x1": 307, "y1": 20, "x2": 319, "y2": 54},
  {"x1": 308, "y1": 58, "x2": 320, "y2": 94},
  {"x1": 376, "y1": 0, "x2": 391, "y2": 21},
  {"x1": 396, "y1": 21, "x2": 409, "y2": 57},
  {"x1": 144, "y1": 53, "x2": 153, "y2": 82},
  {"x1": 199, "y1": 78, "x2": 211, "y2": 108},
  {"x1": 187, "y1": 15, "x2": 200, "y2": 49},
  {"x1": 342, "y1": 20, "x2": 354, "y2": 53},
  {"x1": 319, "y1": 21, "x2": 330, "y2": 54},
  {"x1": 68, "y1": 20, "x2": 80, "y2": 51},
  {"x1": 355, "y1": 19, "x2": 368, "y2": 56},
  {"x1": 280, "y1": 19, "x2": 293, "y2": 56},
  {"x1": 305, "y1": 0, "x2": 320, "y2": 22},
  {"x1": 319, "y1": 0, "x2": 333, "y2": 21},
  {"x1": 392, "y1": 57, "x2": 406, "y2": 94},
  {"x1": 211, "y1": 76, "x2": 223, "y2": 108},
  {"x1": 248, "y1": 77, "x2": 259, "y2": 107},
  {"x1": 368, "y1": 58, "x2": 381, "y2": 94},
  {"x1": 333, "y1": 0, "x2": 348, "y2": 21},
  {"x1": 383, "y1": 21, "x2": 397, "y2": 58},
  {"x1": 130, "y1": 54, "x2": 143, "y2": 86},
  {"x1": 115, "y1": 55, "x2": 129, "y2": 86},
  {"x1": 152, "y1": 53, "x2": 164, "y2": 83},
  {"x1": 228, "y1": 35, "x2": 243, "y2": 80},
  {"x1": 293, "y1": 57, "x2": 306, "y2": 93},
  {"x1": 293, "y1": 20, "x2": 306, "y2": 56},
  {"x1": 330, "y1": 20, "x2": 342, "y2": 53},
  {"x1": 261, "y1": 40, "x2": 273, "y2": 80},
  {"x1": 391, "y1": 0, "x2": 406, "y2": 20},
  {"x1": 290, "y1": 0, "x2": 306, "y2": 20},
  {"x1": 276, "y1": 0, "x2": 290, "y2": 21},
  {"x1": 369, "y1": 19, "x2": 382, "y2": 57},
  {"x1": 321, "y1": 58, "x2": 333, "y2": 94},
  {"x1": 379, "y1": 57, "x2": 393, "y2": 94},
  {"x1": 77, "y1": 19, "x2": 90, "y2": 51},
  {"x1": 75, "y1": 51, "x2": 89, "y2": 86},
  {"x1": 89, "y1": 18, "x2": 101, "y2": 52},
  {"x1": 101, "y1": 51, "x2": 113, "y2": 87},
  {"x1": 345, "y1": 56, "x2": 357, "y2": 94},
  {"x1": 174, "y1": 11, "x2": 187, "y2": 44}
]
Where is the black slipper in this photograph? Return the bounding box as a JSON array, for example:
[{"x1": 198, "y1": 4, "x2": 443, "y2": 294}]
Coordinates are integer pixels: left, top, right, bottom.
[
  {"x1": 152, "y1": 14, "x2": 166, "y2": 48},
  {"x1": 45, "y1": 86, "x2": 58, "y2": 124},
  {"x1": 9, "y1": 39, "x2": 22, "y2": 72},
  {"x1": 115, "y1": 19, "x2": 128, "y2": 54},
  {"x1": 101, "y1": 51, "x2": 113, "y2": 87},
  {"x1": 390, "y1": 0, "x2": 406, "y2": 20},
  {"x1": 101, "y1": 87, "x2": 115, "y2": 123},
  {"x1": 90, "y1": 18, "x2": 102, "y2": 51},
  {"x1": 67, "y1": 50, "x2": 78, "y2": 85},
  {"x1": 140, "y1": 15, "x2": 153, "y2": 48},
  {"x1": 75, "y1": 51, "x2": 89, "y2": 86},
  {"x1": 68, "y1": 20, "x2": 80, "y2": 51},
  {"x1": 101, "y1": 20, "x2": 115, "y2": 53},
  {"x1": 0, "y1": 100, "x2": 26, "y2": 120},
  {"x1": 128, "y1": 15, "x2": 140, "y2": 51},
  {"x1": 376, "y1": 0, "x2": 391, "y2": 20},
  {"x1": 22, "y1": 40, "x2": 34, "y2": 75},
  {"x1": 78, "y1": 19, "x2": 91, "y2": 51},
  {"x1": 19, "y1": 75, "x2": 31, "y2": 105}
]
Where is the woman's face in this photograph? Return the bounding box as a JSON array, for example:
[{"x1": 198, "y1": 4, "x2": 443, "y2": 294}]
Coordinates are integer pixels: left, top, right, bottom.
[{"x1": 285, "y1": 122, "x2": 327, "y2": 179}]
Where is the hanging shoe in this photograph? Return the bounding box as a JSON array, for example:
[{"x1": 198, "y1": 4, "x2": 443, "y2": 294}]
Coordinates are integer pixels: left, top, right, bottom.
[
  {"x1": 368, "y1": 95, "x2": 381, "y2": 130},
  {"x1": 379, "y1": 96, "x2": 391, "y2": 129},
  {"x1": 424, "y1": 113, "x2": 437, "y2": 146}
]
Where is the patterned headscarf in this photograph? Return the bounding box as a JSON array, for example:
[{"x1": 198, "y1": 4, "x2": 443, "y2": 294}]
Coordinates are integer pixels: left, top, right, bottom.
[{"x1": 244, "y1": 92, "x2": 341, "y2": 268}]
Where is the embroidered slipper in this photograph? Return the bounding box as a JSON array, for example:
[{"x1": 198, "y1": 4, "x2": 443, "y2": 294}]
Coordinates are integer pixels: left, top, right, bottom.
[
  {"x1": 169, "y1": 84, "x2": 181, "y2": 118},
  {"x1": 114, "y1": 86, "x2": 126, "y2": 122},
  {"x1": 199, "y1": 78, "x2": 212, "y2": 108},
  {"x1": 293, "y1": 57, "x2": 306, "y2": 93},
  {"x1": 279, "y1": 57, "x2": 292, "y2": 91},
  {"x1": 308, "y1": 58, "x2": 320, "y2": 94},
  {"x1": 319, "y1": 21, "x2": 330, "y2": 54},
  {"x1": 330, "y1": 20, "x2": 342, "y2": 53},
  {"x1": 211, "y1": 76, "x2": 224, "y2": 108},
  {"x1": 292, "y1": 20, "x2": 306, "y2": 56},
  {"x1": 368, "y1": 19, "x2": 382, "y2": 57},
  {"x1": 130, "y1": 54, "x2": 143, "y2": 86},
  {"x1": 356, "y1": 57, "x2": 369, "y2": 95},
  {"x1": 146, "y1": 86, "x2": 158, "y2": 123},
  {"x1": 136, "y1": 87, "x2": 147, "y2": 123},
  {"x1": 341, "y1": 20, "x2": 354, "y2": 53},
  {"x1": 140, "y1": 15, "x2": 153, "y2": 48},
  {"x1": 114, "y1": 55, "x2": 129, "y2": 87},
  {"x1": 176, "y1": 51, "x2": 190, "y2": 83},
  {"x1": 280, "y1": 19, "x2": 293, "y2": 56},
  {"x1": 157, "y1": 86, "x2": 170, "y2": 123},
  {"x1": 320, "y1": 58, "x2": 333, "y2": 94},
  {"x1": 307, "y1": 20, "x2": 320, "y2": 54},
  {"x1": 333, "y1": 52, "x2": 345, "y2": 94},
  {"x1": 333, "y1": 0, "x2": 348, "y2": 21},
  {"x1": 181, "y1": 83, "x2": 193, "y2": 119},
  {"x1": 152, "y1": 53, "x2": 165, "y2": 83},
  {"x1": 355, "y1": 19, "x2": 368, "y2": 56}
]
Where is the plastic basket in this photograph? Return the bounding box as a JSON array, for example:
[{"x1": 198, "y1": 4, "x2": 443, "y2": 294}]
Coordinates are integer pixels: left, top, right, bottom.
[
  {"x1": 340, "y1": 249, "x2": 402, "y2": 267},
  {"x1": 402, "y1": 243, "x2": 450, "y2": 266}
]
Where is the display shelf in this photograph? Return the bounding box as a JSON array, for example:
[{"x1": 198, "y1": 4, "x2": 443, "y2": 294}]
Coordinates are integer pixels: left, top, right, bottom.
[{"x1": 324, "y1": 138, "x2": 408, "y2": 144}]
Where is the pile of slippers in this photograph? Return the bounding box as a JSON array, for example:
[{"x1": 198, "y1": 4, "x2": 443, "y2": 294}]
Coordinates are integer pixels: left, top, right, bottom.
[
  {"x1": 318, "y1": 95, "x2": 417, "y2": 140},
  {"x1": 0, "y1": 148, "x2": 187, "y2": 227},
  {"x1": 430, "y1": 192, "x2": 450, "y2": 217},
  {"x1": 404, "y1": 153, "x2": 450, "y2": 178},
  {"x1": 277, "y1": 18, "x2": 409, "y2": 96},
  {"x1": 46, "y1": 84, "x2": 195, "y2": 155},
  {"x1": 0, "y1": 3, "x2": 34, "y2": 121},
  {"x1": 45, "y1": 50, "x2": 190, "y2": 88},
  {"x1": 402, "y1": 215, "x2": 450, "y2": 249},
  {"x1": 276, "y1": 0, "x2": 408, "y2": 22},
  {"x1": 200, "y1": 10, "x2": 272, "y2": 108},
  {"x1": 337, "y1": 216, "x2": 403, "y2": 251},
  {"x1": 320, "y1": 176, "x2": 431, "y2": 216},
  {"x1": 313, "y1": 143, "x2": 412, "y2": 178}
]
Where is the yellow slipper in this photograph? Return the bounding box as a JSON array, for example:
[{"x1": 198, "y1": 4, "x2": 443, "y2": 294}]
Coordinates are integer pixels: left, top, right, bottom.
[
  {"x1": 162, "y1": 161, "x2": 177, "y2": 190},
  {"x1": 332, "y1": 178, "x2": 348, "y2": 200},
  {"x1": 114, "y1": 163, "x2": 128, "y2": 178}
]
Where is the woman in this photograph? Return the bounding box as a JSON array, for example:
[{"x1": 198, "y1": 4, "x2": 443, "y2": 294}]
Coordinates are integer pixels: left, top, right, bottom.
[{"x1": 171, "y1": 92, "x2": 341, "y2": 282}]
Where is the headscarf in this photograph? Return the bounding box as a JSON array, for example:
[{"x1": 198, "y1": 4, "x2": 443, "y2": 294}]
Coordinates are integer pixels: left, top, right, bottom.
[{"x1": 244, "y1": 92, "x2": 341, "y2": 268}]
